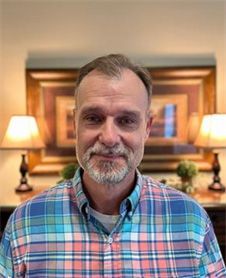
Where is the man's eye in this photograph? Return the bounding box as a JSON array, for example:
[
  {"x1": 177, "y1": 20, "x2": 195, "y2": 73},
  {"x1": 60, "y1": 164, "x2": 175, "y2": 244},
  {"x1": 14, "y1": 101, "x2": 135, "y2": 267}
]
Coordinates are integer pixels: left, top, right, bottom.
[
  {"x1": 118, "y1": 117, "x2": 136, "y2": 127},
  {"x1": 84, "y1": 115, "x2": 102, "y2": 124}
]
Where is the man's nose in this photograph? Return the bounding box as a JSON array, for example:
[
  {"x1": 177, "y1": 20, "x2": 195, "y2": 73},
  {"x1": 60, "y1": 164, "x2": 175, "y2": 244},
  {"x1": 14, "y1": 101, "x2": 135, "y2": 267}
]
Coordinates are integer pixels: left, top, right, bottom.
[{"x1": 98, "y1": 119, "x2": 120, "y2": 147}]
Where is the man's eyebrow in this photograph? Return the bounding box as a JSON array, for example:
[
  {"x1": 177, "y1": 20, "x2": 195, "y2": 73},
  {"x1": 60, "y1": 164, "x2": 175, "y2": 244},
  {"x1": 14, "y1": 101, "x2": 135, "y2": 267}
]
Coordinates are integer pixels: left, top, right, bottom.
[
  {"x1": 79, "y1": 106, "x2": 104, "y2": 115},
  {"x1": 81, "y1": 105, "x2": 140, "y2": 116},
  {"x1": 80, "y1": 106, "x2": 141, "y2": 117},
  {"x1": 118, "y1": 111, "x2": 141, "y2": 118}
]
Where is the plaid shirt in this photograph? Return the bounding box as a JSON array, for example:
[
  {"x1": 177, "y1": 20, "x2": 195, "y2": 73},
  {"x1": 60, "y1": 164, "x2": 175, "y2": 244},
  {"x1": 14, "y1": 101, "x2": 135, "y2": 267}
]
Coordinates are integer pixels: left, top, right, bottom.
[{"x1": 0, "y1": 168, "x2": 225, "y2": 277}]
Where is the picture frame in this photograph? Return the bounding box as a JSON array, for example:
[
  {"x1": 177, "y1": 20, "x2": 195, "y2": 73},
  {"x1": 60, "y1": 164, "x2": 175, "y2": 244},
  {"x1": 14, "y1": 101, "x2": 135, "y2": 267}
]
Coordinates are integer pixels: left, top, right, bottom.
[{"x1": 26, "y1": 66, "x2": 216, "y2": 175}]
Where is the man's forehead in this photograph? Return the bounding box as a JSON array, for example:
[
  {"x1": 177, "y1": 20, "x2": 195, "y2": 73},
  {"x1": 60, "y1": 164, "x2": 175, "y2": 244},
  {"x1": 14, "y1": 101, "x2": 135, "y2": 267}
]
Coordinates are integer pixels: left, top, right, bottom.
[
  {"x1": 78, "y1": 68, "x2": 145, "y2": 90},
  {"x1": 76, "y1": 70, "x2": 120, "y2": 103},
  {"x1": 78, "y1": 69, "x2": 121, "y2": 90},
  {"x1": 75, "y1": 68, "x2": 150, "y2": 111}
]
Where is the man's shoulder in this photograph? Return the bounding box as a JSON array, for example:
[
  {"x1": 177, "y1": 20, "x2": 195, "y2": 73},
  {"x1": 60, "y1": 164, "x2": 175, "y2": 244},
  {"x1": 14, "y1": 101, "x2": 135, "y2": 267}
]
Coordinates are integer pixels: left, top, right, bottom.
[
  {"x1": 12, "y1": 180, "x2": 75, "y2": 218},
  {"x1": 141, "y1": 175, "x2": 208, "y2": 218},
  {"x1": 28, "y1": 179, "x2": 74, "y2": 201}
]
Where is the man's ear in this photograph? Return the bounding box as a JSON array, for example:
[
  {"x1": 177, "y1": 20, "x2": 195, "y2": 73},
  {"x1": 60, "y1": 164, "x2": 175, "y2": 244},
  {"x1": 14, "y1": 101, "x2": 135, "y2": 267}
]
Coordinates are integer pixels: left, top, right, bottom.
[
  {"x1": 145, "y1": 113, "x2": 153, "y2": 140},
  {"x1": 73, "y1": 108, "x2": 77, "y2": 139}
]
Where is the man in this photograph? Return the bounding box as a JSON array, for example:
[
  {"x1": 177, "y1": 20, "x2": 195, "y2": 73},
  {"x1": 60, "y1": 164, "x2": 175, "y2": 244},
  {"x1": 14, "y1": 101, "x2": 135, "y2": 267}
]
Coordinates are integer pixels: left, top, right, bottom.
[{"x1": 0, "y1": 54, "x2": 225, "y2": 277}]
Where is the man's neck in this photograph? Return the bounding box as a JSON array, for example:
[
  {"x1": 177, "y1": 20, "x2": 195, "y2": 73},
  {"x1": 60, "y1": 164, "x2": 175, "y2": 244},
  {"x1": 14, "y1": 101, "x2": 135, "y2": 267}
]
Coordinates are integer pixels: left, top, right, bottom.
[{"x1": 82, "y1": 171, "x2": 136, "y2": 215}]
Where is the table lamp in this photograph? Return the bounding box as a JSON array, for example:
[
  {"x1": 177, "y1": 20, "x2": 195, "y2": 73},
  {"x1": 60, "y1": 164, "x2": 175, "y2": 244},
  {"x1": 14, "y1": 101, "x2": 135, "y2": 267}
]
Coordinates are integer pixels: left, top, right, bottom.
[
  {"x1": 195, "y1": 114, "x2": 226, "y2": 192},
  {"x1": 0, "y1": 115, "x2": 45, "y2": 192}
]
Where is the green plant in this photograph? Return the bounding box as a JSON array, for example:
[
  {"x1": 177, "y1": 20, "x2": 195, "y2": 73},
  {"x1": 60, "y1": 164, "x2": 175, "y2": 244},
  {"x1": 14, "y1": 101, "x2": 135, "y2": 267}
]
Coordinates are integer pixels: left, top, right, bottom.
[
  {"x1": 58, "y1": 163, "x2": 77, "y2": 183},
  {"x1": 176, "y1": 160, "x2": 198, "y2": 178}
]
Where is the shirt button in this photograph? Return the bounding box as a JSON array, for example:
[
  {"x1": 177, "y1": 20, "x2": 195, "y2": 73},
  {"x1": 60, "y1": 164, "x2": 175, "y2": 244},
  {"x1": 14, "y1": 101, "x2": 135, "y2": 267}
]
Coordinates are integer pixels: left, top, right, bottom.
[{"x1": 108, "y1": 237, "x2": 113, "y2": 244}]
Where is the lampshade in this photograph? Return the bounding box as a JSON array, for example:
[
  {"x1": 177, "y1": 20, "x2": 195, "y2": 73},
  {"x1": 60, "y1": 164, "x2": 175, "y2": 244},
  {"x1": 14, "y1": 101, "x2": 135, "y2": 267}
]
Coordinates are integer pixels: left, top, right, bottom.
[
  {"x1": 1, "y1": 115, "x2": 45, "y2": 150},
  {"x1": 194, "y1": 114, "x2": 226, "y2": 149}
]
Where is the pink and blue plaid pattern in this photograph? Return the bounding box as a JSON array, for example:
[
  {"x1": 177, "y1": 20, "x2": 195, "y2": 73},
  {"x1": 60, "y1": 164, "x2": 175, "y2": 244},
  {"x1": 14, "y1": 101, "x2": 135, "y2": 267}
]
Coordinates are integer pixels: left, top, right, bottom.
[{"x1": 0, "y1": 168, "x2": 225, "y2": 277}]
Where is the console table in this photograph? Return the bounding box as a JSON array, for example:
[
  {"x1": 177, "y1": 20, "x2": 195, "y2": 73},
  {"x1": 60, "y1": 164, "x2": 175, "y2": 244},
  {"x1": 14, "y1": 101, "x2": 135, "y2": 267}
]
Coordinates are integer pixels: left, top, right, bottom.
[{"x1": 0, "y1": 186, "x2": 226, "y2": 262}]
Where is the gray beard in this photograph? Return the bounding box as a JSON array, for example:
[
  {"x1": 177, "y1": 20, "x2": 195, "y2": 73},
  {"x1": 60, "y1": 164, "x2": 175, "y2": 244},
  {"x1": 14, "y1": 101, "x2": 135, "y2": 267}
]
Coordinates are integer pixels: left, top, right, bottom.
[
  {"x1": 85, "y1": 159, "x2": 130, "y2": 186},
  {"x1": 81, "y1": 142, "x2": 132, "y2": 186}
]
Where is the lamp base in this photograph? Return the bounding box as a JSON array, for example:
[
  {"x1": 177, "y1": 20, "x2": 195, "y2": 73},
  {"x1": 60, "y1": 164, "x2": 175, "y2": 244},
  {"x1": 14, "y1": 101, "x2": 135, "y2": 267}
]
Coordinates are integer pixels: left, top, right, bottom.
[
  {"x1": 208, "y1": 182, "x2": 225, "y2": 192},
  {"x1": 208, "y1": 152, "x2": 225, "y2": 192},
  {"x1": 15, "y1": 154, "x2": 33, "y2": 193},
  {"x1": 15, "y1": 183, "x2": 33, "y2": 193}
]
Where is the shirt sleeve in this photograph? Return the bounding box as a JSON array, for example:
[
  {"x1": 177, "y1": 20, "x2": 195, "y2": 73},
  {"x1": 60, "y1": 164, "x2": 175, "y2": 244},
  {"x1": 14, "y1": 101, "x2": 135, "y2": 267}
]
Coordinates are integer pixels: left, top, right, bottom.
[
  {"x1": 199, "y1": 218, "x2": 226, "y2": 277},
  {"x1": 0, "y1": 216, "x2": 14, "y2": 278}
]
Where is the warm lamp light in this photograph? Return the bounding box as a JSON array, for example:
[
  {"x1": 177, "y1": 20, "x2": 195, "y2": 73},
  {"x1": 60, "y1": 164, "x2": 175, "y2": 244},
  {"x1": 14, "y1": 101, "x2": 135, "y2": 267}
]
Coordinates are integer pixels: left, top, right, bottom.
[
  {"x1": 0, "y1": 115, "x2": 45, "y2": 192},
  {"x1": 195, "y1": 114, "x2": 226, "y2": 192}
]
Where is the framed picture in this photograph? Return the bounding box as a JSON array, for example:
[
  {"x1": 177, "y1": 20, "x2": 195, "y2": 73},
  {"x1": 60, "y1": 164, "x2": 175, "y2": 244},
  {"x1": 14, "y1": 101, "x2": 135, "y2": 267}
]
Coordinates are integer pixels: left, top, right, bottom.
[
  {"x1": 147, "y1": 94, "x2": 188, "y2": 145},
  {"x1": 26, "y1": 66, "x2": 216, "y2": 174},
  {"x1": 56, "y1": 96, "x2": 75, "y2": 147}
]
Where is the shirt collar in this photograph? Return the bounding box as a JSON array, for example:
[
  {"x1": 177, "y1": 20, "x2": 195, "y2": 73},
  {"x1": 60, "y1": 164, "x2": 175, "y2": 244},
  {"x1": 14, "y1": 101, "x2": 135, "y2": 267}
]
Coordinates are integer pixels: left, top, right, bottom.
[
  {"x1": 72, "y1": 168, "x2": 89, "y2": 218},
  {"x1": 122, "y1": 169, "x2": 142, "y2": 218},
  {"x1": 72, "y1": 167, "x2": 143, "y2": 218}
]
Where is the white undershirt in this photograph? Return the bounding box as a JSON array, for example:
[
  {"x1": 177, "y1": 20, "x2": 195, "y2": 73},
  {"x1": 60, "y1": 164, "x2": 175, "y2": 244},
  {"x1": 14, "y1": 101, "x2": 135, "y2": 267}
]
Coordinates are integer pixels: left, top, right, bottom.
[{"x1": 89, "y1": 207, "x2": 120, "y2": 233}]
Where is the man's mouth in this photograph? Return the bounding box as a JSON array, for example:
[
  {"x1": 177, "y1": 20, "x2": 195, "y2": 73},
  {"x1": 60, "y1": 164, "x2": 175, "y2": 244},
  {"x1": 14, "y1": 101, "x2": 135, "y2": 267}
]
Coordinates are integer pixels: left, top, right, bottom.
[{"x1": 91, "y1": 153, "x2": 125, "y2": 161}]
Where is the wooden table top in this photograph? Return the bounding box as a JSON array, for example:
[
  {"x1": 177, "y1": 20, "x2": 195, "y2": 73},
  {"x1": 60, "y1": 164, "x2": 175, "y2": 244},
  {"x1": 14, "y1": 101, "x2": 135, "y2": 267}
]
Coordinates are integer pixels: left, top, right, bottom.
[{"x1": 1, "y1": 184, "x2": 226, "y2": 208}]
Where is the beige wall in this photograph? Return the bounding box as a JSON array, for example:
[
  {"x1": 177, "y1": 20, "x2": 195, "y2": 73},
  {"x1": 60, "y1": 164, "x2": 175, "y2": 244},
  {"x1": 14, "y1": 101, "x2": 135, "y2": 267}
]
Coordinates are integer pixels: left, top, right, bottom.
[{"x1": 0, "y1": 0, "x2": 226, "y2": 193}]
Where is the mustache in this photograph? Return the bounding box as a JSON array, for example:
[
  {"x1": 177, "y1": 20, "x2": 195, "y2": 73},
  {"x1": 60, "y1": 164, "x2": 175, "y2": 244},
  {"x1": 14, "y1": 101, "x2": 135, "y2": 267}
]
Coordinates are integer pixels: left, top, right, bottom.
[{"x1": 86, "y1": 143, "x2": 130, "y2": 158}]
